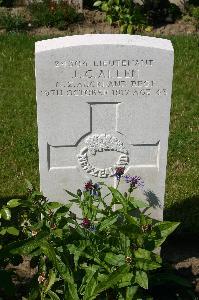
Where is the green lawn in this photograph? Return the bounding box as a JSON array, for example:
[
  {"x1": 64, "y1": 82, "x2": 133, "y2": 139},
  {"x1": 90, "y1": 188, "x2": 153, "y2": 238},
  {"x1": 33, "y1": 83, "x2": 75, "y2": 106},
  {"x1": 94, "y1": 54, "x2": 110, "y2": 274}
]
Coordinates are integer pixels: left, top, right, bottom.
[{"x1": 0, "y1": 33, "x2": 198, "y2": 232}]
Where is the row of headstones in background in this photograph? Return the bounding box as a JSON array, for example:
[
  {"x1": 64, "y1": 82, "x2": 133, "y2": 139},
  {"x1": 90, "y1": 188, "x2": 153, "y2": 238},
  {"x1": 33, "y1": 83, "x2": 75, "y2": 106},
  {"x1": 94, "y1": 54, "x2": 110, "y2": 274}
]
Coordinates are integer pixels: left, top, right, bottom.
[
  {"x1": 35, "y1": 34, "x2": 174, "y2": 220},
  {"x1": 16, "y1": 0, "x2": 82, "y2": 10}
]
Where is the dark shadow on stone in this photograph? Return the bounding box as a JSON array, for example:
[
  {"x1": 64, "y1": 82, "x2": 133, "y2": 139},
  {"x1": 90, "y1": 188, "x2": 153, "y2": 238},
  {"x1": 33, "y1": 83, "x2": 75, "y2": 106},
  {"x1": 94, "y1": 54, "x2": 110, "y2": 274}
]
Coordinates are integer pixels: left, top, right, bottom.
[{"x1": 144, "y1": 190, "x2": 161, "y2": 208}]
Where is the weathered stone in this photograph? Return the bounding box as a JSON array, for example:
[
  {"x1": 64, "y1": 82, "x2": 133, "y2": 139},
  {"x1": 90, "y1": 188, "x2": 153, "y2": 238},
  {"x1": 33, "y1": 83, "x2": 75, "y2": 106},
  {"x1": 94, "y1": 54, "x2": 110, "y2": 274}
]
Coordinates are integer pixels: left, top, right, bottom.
[
  {"x1": 35, "y1": 34, "x2": 174, "y2": 220},
  {"x1": 17, "y1": 0, "x2": 82, "y2": 11}
]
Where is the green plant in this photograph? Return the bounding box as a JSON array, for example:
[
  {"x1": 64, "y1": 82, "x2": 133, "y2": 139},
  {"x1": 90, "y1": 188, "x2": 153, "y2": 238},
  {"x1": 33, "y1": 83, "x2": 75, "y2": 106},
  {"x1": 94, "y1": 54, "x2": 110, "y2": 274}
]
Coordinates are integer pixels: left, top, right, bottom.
[
  {"x1": 0, "y1": 181, "x2": 44, "y2": 264},
  {"x1": 94, "y1": 0, "x2": 147, "y2": 33},
  {"x1": 28, "y1": 0, "x2": 83, "y2": 30},
  {"x1": 94, "y1": 0, "x2": 181, "y2": 33},
  {"x1": 0, "y1": 197, "x2": 24, "y2": 298},
  {"x1": 2, "y1": 170, "x2": 194, "y2": 299},
  {"x1": 189, "y1": 5, "x2": 199, "y2": 29},
  {"x1": 0, "y1": 12, "x2": 28, "y2": 31}
]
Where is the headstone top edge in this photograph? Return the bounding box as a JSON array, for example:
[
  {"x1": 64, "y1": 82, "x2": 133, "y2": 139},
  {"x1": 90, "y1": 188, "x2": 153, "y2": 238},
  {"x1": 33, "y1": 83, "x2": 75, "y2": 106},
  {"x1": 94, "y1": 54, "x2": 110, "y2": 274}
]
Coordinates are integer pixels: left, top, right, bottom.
[{"x1": 35, "y1": 34, "x2": 173, "y2": 53}]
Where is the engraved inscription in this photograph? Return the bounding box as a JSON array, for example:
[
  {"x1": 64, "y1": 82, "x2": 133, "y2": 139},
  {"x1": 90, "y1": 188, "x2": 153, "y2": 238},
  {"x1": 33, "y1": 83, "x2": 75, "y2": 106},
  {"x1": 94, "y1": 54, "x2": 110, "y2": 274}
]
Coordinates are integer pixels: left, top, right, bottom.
[
  {"x1": 40, "y1": 58, "x2": 168, "y2": 98},
  {"x1": 55, "y1": 59, "x2": 154, "y2": 68},
  {"x1": 77, "y1": 134, "x2": 129, "y2": 178}
]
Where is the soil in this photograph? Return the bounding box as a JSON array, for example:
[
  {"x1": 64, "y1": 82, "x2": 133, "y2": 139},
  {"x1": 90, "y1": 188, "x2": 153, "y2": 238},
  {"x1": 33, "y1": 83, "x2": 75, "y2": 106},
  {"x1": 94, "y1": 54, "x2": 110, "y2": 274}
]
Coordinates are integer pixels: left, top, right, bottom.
[
  {"x1": 162, "y1": 236, "x2": 199, "y2": 294},
  {"x1": 0, "y1": 4, "x2": 198, "y2": 298},
  {"x1": 4, "y1": 236, "x2": 199, "y2": 298},
  {"x1": 0, "y1": 7, "x2": 198, "y2": 36}
]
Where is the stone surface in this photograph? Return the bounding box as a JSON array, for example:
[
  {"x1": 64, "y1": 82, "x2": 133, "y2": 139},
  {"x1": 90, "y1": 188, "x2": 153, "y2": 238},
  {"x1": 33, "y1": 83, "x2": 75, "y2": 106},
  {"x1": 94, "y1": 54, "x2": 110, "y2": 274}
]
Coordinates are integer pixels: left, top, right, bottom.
[
  {"x1": 18, "y1": 0, "x2": 82, "y2": 11},
  {"x1": 35, "y1": 34, "x2": 174, "y2": 220}
]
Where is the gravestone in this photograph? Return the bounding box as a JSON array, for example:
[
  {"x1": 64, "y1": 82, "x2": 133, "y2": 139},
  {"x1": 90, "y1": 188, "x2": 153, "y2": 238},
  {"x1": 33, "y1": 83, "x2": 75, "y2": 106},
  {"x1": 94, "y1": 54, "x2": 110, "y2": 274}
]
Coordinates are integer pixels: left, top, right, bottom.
[
  {"x1": 35, "y1": 34, "x2": 174, "y2": 220},
  {"x1": 20, "y1": 0, "x2": 83, "y2": 11}
]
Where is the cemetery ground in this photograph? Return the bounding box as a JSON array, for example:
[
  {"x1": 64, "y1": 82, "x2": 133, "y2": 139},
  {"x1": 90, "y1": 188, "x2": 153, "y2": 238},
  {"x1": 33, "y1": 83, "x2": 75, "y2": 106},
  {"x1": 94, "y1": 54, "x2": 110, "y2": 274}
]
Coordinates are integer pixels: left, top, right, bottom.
[
  {"x1": 0, "y1": 30, "x2": 198, "y2": 298},
  {"x1": 0, "y1": 32, "x2": 199, "y2": 297}
]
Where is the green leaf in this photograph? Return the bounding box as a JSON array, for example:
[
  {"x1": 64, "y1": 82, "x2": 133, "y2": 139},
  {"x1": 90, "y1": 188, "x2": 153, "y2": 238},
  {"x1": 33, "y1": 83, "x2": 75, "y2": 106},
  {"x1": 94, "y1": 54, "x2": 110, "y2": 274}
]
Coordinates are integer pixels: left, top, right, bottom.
[
  {"x1": 7, "y1": 227, "x2": 19, "y2": 236},
  {"x1": 152, "y1": 221, "x2": 180, "y2": 247},
  {"x1": 41, "y1": 241, "x2": 79, "y2": 300},
  {"x1": 135, "y1": 259, "x2": 161, "y2": 271},
  {"x1": 54, "y1": 205, "x2": 71, "y2": 216},
  {"x1": 28, "y1": 285, "x2": 40, "y2": 300},
  {"x1": 44, "y1": 269, "x2": 57, "y2": 293},
  {"x1": 101, "y1": 2, "x2": 109, "y2": 11},
  {"x1": 99, "y1": 215, "x2": 118, "y2": 231},
  {"x1": 31, "y1": 191, "x2": 43, "y2": 198},
  {"x1": 106, "y1": 15, "x2": 113, "y2": 24},
  {"x1": 125, "y1": 214, "x2": 139, "y2": 226},
  {"x1": 41, "y1": 242, "x2": 72, "y2": 283},
  {"x1": 126, "y1": 286, "x2": 139, "y2": 299},
  {"x1": 118, "y1": 273, "x2": 134, "y2": 288},
  {"x1": 69, "y1": 199, "x2": 80, "y2": 203},
  {"x1": 94, "y1": 265, "x2": 130, "y2": 296},
  {"x1": 65, "y1": 189, "x2": 78, "y2": 198},
  {"x1": 53, "y1": 229, "x2": 63, "y2": 238},
  {"x1": 68, "y1": 240, "x2": 90, "y2": 269},
  {"x1": 108, "y1": 186, "x2": 127, "y2": 210},
  {"x1": 93, "y1": 0, "x2": 102, "y2": 6},
  {"x1": 47, "y1": 290, "x2": 60, "y2": 300},
  {"x1": 10, "y1": 231, "x2": 48, "y2": 255},
  {"x1": 153, "y1": 221, "x2": 180, "y2": 238},
  {"x1": 129, "y1": 197, "x2": 149, "y2": 209},
  {"x1": 1, "y1": 207, "x2": 11, "y2": 220},
  {"x1": 120, "y1": 24, "x2": 127, "y2": 33},
  {"x1": 0, "y1": 228, "x2": 7, "y2": 235},
  {"x1": 135, "y1": 270, "x2": 148, "y2": 289},
  {"x1": 83, "y1": 266, "x2": 99, "y2": 300},
  {"x1": 47, "y1": 202, "x2": 63, "y2": 209},
  {"x1": 127, "y1": 24, "x2": 133, "y2": 34},
  {"x1": 7, "y1": 199, "x2": 21, "y2": 208},
  {"x1": 79, "y1": 264, "x2": 99, "y2": 295},
  {"x1": 104, "y1": 253, "x2": 125, "y2": 266},
  {"x1": 134, "y1": 248, "x2": 151, "y2": 260}
]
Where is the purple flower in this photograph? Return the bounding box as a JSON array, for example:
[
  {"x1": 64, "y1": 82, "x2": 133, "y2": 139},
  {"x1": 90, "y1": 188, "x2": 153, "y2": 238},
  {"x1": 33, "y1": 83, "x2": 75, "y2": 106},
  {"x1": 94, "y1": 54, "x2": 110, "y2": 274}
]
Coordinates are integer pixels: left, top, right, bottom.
[
  {"x1": 85, "y1": 180, "x2": 93, "y2": 191},
  {"x1": 82, "y1": 218, "x2": 91, "y2": 228},
  {"x1": 84, "y1": 181, "x2": 100, "y2": 196},
  {"x1": 124, "y1": 175, "x2": 144, "y2": 189},
  {"x1": 114, "y1": 167, "x2": 125, "y2": 180},
  {"x1": 89, "y1": 224, "x2": 97, "y2": 232}
]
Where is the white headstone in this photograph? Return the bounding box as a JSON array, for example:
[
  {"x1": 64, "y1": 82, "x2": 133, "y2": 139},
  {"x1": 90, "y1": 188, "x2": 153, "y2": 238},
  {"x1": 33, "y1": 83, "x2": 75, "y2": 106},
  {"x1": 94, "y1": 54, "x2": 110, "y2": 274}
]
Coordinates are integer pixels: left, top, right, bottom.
[
  {"x1": 23, "y1": 0, "x2": 82, "y2": 11},
  {"x1": 35, "y1": 34, "x2": 174, "y2": 220}
]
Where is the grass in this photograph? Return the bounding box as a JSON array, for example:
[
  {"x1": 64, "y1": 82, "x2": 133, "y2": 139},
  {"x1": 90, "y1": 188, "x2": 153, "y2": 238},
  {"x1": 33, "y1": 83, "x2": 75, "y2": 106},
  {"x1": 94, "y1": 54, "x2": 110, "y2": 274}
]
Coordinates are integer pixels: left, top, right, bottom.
[{"x1": 0, "y1": 33, "x2": 198, "y2": 232}]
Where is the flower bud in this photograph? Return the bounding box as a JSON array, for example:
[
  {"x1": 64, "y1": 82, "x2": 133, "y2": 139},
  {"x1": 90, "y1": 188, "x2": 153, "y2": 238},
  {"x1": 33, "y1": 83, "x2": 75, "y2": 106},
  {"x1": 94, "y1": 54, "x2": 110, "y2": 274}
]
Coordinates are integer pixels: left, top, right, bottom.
[
  {"x1": 77, "y1": 189, "x2": 82, "y2": 197},
  {"x1": 82, "y1": 218, "x2": 91, "y2": 228},
  {"x1": 128, "y1": 187, "x2": 133, "y2": 193},
  {"x1": 125, "y1": 256, "x2": 132, "y2": 264}
]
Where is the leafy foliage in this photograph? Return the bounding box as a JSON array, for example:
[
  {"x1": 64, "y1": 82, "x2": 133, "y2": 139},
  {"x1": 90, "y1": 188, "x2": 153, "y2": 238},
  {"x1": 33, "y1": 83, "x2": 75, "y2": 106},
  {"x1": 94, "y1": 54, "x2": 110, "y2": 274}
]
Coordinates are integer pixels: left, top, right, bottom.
[
  {"x1": 28, "y1": 0, "x2": 83, "y2": 30},
  {"x1": 94, "y1": 0, "x2": 181, "y2": 33},
  {"x1": 94, "y1": 0, "x2": 147, "y2": 34},
  {"x1": 0, "y1": 12, "x2": 29, "y2": 32},
  {"x1": 188, "y1": 4, "x2": 199, "y2": 29},
  {"x1": 0, "y1": 175, "x2": 191, "y2": 299}
]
